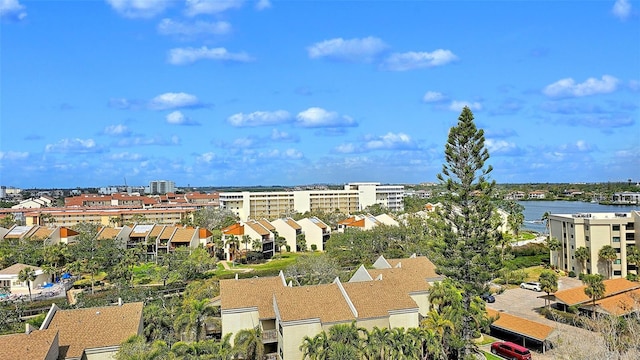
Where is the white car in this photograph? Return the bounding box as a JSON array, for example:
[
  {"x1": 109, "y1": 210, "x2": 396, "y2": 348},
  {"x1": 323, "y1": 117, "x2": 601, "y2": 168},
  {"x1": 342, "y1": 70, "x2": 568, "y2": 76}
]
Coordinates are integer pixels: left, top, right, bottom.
[{"x1": 520, "y1": 281, "x2": 542, "y2": 292}]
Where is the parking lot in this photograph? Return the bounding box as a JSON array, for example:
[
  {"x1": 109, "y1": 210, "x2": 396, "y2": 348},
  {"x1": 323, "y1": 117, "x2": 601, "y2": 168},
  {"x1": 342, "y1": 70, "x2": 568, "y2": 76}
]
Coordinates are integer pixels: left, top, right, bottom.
[{"x1": 484, "y1": 276, "x2": 587, "y2": 359}]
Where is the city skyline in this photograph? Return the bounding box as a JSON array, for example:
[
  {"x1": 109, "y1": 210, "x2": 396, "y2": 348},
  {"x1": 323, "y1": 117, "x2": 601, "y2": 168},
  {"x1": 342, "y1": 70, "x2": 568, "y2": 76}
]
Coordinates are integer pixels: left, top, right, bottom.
[{"x1": 1, "y1": 0, "x2": 638, "y2": 188}]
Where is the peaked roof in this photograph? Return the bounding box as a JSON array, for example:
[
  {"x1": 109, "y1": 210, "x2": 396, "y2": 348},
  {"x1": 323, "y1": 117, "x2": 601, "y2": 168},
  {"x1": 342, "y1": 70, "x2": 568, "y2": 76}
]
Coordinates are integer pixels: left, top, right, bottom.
[
  {"x1": 274, "y1": 283, "x2": 355, "y2": 323},
  {"x1": 0, "y1": 329, "x2": 59, "y2": 360},
  {"x1": 44, "y1": 302, "x2": 143, "y2": 359},
  {"x1": 342, "y1": 280, "x2": 418, "y2": 319},
  {"x1": 0, "y1": 263, "x2": 43, "y2": 276},
  {"x1": 96, "y1": 227, "x2": 120, "y2": 240},
  {"x1": 220, "y1": 275, "x2": 286, "y2": 319},
  {"x1": 171, "y1": 228, "x2": 196, "y2": 243},
  {"x1": 222, "y1": 223, "x2": 244, "y2": 236},
  {"x1": 245, "y1": 220, "x2": 270, "y2": 236},
  {"x1": 285, "y1": 218, "x2": 301, "y2": 230}
]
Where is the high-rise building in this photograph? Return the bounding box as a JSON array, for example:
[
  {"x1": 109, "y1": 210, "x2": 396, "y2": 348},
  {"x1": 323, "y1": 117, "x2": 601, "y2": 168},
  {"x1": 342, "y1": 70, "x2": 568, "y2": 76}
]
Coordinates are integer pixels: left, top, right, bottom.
[
  {"x1": 148, "y1": 180, "x2": 176, "y2": 194},
  {"x1": 549, "y1": 211, "x2": 639, "y2": 278}
]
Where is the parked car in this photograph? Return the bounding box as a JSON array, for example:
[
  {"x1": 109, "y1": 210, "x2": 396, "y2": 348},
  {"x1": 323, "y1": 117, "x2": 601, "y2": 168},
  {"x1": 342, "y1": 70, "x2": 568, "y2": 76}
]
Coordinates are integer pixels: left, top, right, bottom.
[
  {"x1": 481, "y1": 293, "x2": 495, "y2": 303},
  {"x1": 491, "y1": 341, "x2": 532, "y2": 360},
  {"x1": 520, "y1": 281, "x2": 542, "y2": 292}
]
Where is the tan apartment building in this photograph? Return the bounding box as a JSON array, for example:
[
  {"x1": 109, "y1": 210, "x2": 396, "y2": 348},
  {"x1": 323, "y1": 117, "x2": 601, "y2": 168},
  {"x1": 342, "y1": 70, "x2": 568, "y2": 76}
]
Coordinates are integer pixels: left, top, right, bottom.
[
  {"x1": 22, "y1": 207, "x2": 195, "y2": 227},
  {"x1": 1, "y1": 225, "x2": 79, "y2": 245},
  {"x1": 549, "y1": 211, "x2": 640, "y2": 278},
  {"x1": 216, "y1": 254, "x2": 438, "y2": 360},
  {"x1": 270, "y1": 218, "x2": 302, "y2": 252},
  {"x1": 219, "y1": 182, "x2": 404, "y2": 222}
]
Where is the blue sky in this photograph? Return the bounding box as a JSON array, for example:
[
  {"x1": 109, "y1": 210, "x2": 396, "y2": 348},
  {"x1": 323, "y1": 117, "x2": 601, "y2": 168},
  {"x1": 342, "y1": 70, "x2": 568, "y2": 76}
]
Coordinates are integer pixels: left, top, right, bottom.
[{"x1": 1, "y1": 0, "x2": 638, "y2": 189}]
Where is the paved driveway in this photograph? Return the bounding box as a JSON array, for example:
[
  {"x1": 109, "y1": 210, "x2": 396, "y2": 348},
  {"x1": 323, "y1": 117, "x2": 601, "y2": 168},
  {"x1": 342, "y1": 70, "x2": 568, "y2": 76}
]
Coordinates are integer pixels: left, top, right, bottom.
[{"x1": 485, "y1": 276, "x2": 589, "y2": 359}]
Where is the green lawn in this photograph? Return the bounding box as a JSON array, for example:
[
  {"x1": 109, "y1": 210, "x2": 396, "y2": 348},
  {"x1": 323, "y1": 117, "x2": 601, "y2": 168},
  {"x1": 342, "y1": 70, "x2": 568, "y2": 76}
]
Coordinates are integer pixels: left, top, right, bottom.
[
  {"x1": 483, "y1": 351, "x2": 503, "y2": 360},
  {"x1": 216, "y1": 252, "x2": 318, "y2": 278}
]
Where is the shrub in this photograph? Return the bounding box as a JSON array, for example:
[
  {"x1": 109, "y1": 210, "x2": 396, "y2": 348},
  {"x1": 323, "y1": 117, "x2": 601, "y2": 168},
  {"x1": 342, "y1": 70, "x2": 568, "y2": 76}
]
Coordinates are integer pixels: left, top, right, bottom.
[
  {"x1": 285, "y1": 245, "x2": 291, "y2": 252},
  {"x1": 626, "y1": 273, "x2": 638, "y2": 281},
  {"x1": 310, "y1": 244, "x2": 317, "y2": 251},
  {"x1": 568, "y1": 271, "x2": 576, "y2": 278}
]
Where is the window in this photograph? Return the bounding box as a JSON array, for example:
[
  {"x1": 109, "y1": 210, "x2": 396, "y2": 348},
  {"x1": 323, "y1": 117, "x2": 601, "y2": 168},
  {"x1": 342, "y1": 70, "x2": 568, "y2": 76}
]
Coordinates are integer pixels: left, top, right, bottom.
[
  {"x1": 614, "y1": 259, "x2": 621, "y2": 264},
  {"x1": 613, "y1": 225, "x2": 620, "y2": 231},
  {"x1": 613, "y1": 237, "x2": 621, "y2": 242},
  {"x1": 627, "y1": 223, "x2": 635, "y2": 230},
  {"x1": 586, "y1": 236, "x2": 589, "y2": 242},
  {"x1": 614, "y1": 270, "x2": 622, "y2": 276},
  {"x1": 585, "y1": 225, "x2": 589, "y2": 231}
]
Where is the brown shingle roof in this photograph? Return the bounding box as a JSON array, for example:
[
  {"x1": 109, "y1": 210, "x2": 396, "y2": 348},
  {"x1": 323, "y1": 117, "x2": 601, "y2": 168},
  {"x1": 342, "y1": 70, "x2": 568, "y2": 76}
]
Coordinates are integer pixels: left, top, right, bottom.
[
  {"x1": 342, "y1": 280, "x2": 418, "y2": 319},
  {"x1": 245, "y1": 220, "x2": 270, "y2": 236},
  {"x1": 594, "y1": 289, "x2": 640, "y2": 316},
  {"x1": 275, "y1": 283, "x2": 355, "y2": 323},
  {"x1": 222, "y1": 223, "x2": 244, "y2": 236},
  {"x1": 159, "y1": 226, "x2": 175, "y2": 240},
  {"x1": 30, "y1": 226, "x2": 55, "y2": 240},
  {"x1": 367, "y1": 256, "x2": 438, "y2": 294},
  {"x1": 0, "y1": 329, "x2": 59, "y2": 360},
  {"x1": 487, "y1": 308, "x2": 554, "y2": 342},
  {"x1": 553, "y1": 278, "x2": 640, "y2": 306},
  {"x1": 285, "y1": 218, "x2": 301, "y2": 230},
  {"x1": 171, "y1": 228, "x2": 195, "y2": 243},
  {"x1": 258, "y1": 219, "x2": 275, "y2": 231},
  {"x1": 220, "y1": 276, "x2": 285, "y2": 319},
  {"x1": 0, "y1": 263, "x2": 42, "y2": 275},
  {"x1": 46, "y1": 302, "x2": 143, "y2": 359},
  {"x1": 96, "y1": 227, "x2": 120, "y2": 240}
]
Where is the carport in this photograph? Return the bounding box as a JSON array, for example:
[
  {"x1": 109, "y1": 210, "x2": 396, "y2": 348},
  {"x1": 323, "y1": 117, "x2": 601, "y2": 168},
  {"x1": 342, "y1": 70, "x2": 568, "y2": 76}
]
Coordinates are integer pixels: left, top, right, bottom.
[{"x1": 487, "y1": 308, "x2": 556, "y2": 354}]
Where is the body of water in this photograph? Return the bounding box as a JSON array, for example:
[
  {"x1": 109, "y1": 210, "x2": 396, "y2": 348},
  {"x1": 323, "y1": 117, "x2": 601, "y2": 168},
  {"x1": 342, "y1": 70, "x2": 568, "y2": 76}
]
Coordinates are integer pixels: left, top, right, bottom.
[{"x1": 517, "y1": 201, "x2": 640, "y2": 233}]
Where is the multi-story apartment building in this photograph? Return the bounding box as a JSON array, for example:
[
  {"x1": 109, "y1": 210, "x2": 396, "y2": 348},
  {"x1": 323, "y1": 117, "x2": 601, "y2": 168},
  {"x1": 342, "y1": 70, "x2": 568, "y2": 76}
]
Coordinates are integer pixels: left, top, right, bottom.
[
  {"x1": 215, "y1": 254, "x2": 440, "y2": 360},
  {"x1": 549, "y1": 211, "x2": 640, "y2": 278},
  {"x1": 219, "y1": 182, "x2": 404, "y2": 221},
  {"x1": 148, "y1": 180, "x2": 176, "y2": 194}
]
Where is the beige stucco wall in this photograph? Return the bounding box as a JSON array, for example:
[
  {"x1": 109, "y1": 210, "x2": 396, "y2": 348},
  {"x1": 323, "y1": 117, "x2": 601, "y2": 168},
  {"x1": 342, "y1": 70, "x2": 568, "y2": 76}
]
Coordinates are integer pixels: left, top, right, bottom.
[
  {"x1": 409, "y1": 293, "x2": 431, "y2": 317},
  {"x1": 356, "y1": 317, "x2": 388, "y2": 332},
  {"x1": 84, "y1": 349, "x2": 118, "y2": 360},
  {"x1": 389, "y1": 311, "x2": 420, "y2": 329},
  {"x1": 280, "y1": 321, "x2": 323, "y2": 360},
  {"x1": 271, "y1": 219, "x2": 297, "y2": 253},
  {"x1": 221, "y1": 310, "x2": 260, "y2": 346}
]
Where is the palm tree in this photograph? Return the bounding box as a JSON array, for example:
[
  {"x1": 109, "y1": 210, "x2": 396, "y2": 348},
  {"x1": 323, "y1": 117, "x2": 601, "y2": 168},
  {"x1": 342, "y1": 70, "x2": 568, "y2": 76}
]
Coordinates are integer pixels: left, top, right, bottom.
[
  {"x1": 362, "y1": 326, "x2": 390, "y2": 360},
  {"x1": 300, "y1": 332, "x2": 328, "y2": 360},
  {"x1": 546, "y1": 237, "x2": 561, "y2": 269},
  {"x1": 627, "y1": 245, "x2": 640, "y2": 275},
  {"x1": 241, "y1": 235, "x2": 251, "y2": 252},
  {"x1": 599, "y1": 245, "x2": 618, "y2": 279},
  {"x1": 541, "y1": 211, "x2": 550, "y2": 236},
  {"x1": 328, "y1": 322, "x2": 361, "y2": 348},
  {"x1": 421, "y1": 309, "x2": 454, "y2": 359},
  {"x1": 575, "y1": 246, "x2": 590, "y2": 275},
  {"x1": 18, "y1": 266, "x2": 37, "y2": 301},
  {"x1": 583, "y1": 274, "x2": 606, "y2": 318},
  {"x1": 174, "y1": 299, "x2": 218, "y2": 342},
  {"x1": 539, "y1": 270, "x2": 558, "y2": 309},
  {"x1": 234, "y1": 326, "x2": 264, "y2": 360},
  {"x1": 224, "y1": 236, "x2": 240, "y2": 261}
]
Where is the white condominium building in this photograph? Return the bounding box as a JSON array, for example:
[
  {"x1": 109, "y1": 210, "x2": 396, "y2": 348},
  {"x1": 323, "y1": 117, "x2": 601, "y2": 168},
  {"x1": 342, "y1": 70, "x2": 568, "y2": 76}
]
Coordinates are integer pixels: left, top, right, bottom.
[
  {"x1": 549, "y1": 211, "x2": 640, "y2": 278},
  {"x1": 219, "y1": 182, "x2": 404, "y2": 221}
]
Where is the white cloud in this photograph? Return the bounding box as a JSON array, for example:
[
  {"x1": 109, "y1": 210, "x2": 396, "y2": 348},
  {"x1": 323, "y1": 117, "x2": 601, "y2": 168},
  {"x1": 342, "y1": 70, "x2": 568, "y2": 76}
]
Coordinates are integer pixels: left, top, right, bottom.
[
  {"x1": 365, "y1": 132, "x2": 415, "y2": 150},
  {"x1": 197, "y1": 152, "x2": 217, "y2": 163},
  {"x1": 307, "y1": 36, "x2": 387, "y2": 62},
  {"x1": 543, "y1": 75, "x2": 619, "y2": 98},
  {"x1": 107, "y1": 152, "x2": 144, "y2": 161},
  {"x1": 422, "y1": 91, "x2": 446, "y2": 103},
  {"x1": 335, "y1": 143, "x2": 356, "y2": 154},
  {"x1": 45, "y1": 138, "x2": 103, "y2": 153},
  {"x1": 383, "y1": 49, "x2": 457, "y2": 71},
  {"x1": 255, "y1": 0, "x2": 271, "y2": 10},
  {"x1": 149, "y1": 92, "x2": 200, "y2": 110},
  {"x1": 449, "y1": 100, "x2": 482, "y2": 112},
  {"x1": 271, "y1": 129, "x2": 298, "y2": 142},
  {"x1": 184, "y1": 0, "x2": 243, "y2": 16},
  {"x1": 103, "y1": 124, "x2": 131, "y2": 136},
  {"x1": 106, "y1": 0, "x2": 169, "y2": 18},
  {"x1": 232, "y1": 137, "x2": 255, "y2": 148},
  {"x1": 166, "y1": 110, "x2": 199, "y2": 125},
  {"x1": 485, "y1": 139, "x2": 517, "y2": 154},
  {"x1": 168, "y1": 46, "x2": 253, "y2": 65},
  {"x1": 157, "y1": 18, "x2": 231, "y2": 36},
  {"x1": 258, "y1": 148, "x2": 303, "y2": 159},
  {"x1": 0, "y1": 151, "x2": 29, "y2": 161},
  {"x1": 612, "y1": 0, "x2": 632, "y2": 20},
  {"x1": 296, "y1": 107, "x2": 357, "y2": 128},
  {"x1": 0, "y1": 0, "x2": 27, "y2": 21},
  {"x1": 227, "y1": 110, "x2": 291, "y2": 127}
]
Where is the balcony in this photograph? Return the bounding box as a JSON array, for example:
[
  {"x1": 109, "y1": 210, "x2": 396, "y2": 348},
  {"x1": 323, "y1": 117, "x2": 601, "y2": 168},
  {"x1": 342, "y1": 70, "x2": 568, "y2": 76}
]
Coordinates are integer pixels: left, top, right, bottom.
[
  {"x1": 262, "y1": 329, "x2": 278, "y2": 343},
  {"x1": 265, "y1": 353, "x2": 278, "y2": 360}
]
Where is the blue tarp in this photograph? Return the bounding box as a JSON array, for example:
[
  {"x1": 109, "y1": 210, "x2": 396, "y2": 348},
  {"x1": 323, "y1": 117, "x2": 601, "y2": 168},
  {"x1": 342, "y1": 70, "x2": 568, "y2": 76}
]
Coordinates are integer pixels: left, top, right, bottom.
[{"x1": 61, "y1": 273, "x2": 72, "y2": 279}]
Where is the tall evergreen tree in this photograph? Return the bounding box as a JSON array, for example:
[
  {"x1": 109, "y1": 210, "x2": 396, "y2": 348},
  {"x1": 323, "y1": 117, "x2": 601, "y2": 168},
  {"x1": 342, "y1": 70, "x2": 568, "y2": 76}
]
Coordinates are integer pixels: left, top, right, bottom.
[{"x1": 434, "y1": 106, "x2": 501, "y2": 359}]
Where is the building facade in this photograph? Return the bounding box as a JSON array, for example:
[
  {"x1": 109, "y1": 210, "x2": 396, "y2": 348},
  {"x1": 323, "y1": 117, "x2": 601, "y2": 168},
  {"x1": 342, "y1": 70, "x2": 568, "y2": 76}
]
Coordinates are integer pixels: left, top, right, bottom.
[
  {"x1": 219, "y1": 183, "x2": 404, "y2": 221},
  {"x1": 148, "y1": 180, "x2": 176, "y2": 194},
  {"x1": 549, "y1": 211, "x2": 640, "y2": 278}
]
